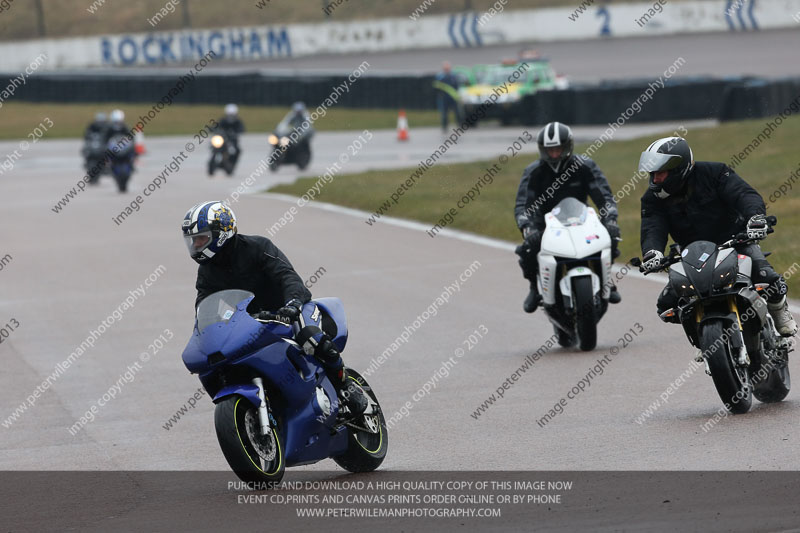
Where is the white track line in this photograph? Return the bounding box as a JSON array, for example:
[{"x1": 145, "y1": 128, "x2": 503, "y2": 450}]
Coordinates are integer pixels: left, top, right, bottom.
[{"x1": 263, "y1": 193, "x2": 800, "y2": 314}]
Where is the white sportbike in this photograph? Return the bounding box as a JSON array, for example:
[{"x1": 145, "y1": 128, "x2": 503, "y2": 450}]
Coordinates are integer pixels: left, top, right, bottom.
[{"x1": 537, "y1": 197, "x2": 613, "y2": 351}]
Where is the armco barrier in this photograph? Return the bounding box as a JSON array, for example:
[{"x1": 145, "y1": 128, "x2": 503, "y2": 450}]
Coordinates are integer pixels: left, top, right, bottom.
[
  {"x1": 718, "y1": 78, "x2": 800, "y2": 122},
  {"x1": 3, "y1": 71, "x2": 799, "y2": 124}
]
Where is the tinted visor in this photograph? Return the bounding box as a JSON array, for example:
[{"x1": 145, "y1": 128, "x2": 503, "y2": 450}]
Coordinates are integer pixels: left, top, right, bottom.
[
  {"x1": 184, "y1": 230, "x2": 212, "y2": 256},
  {"x1": 638, "y1": 151, "x2": 683, "y2": 173}
]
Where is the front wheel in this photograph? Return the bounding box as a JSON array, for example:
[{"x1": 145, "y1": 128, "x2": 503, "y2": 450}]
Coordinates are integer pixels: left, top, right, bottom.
[
  {"x1": 214, "y1": 395, "x2": 285, "y2": 483},
  {"x1": 268, "y1": 150, "x2": 280, "y2": 172},
  {"x1": 701, "y1": 320, "x2": 752, "y2": 414},
  {"x1": 573, "y1": 277, "x2": 597, "y2": 351},
  {"x1": 296, "y1": 144, "x2": 311, "y2": 170},
  {"x1": 113, "y1": 168, "x2": 130, "y2": 193},
  {"x1": 332, "y1": 369, "x2": 388, "y2": 473}
]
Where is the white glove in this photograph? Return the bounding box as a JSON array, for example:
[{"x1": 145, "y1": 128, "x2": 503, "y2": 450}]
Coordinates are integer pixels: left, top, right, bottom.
[
  {"x1": 746, "y1": 214, "x2": 768, "y2": 240},
  {"x1": 641, "y1": 250, "x2": 664, "y2": 272}
]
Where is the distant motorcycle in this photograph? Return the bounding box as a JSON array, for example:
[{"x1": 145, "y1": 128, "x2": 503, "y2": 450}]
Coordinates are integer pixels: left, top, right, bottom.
[
  {"x1": 181, "y1": 289, "x2": 388, "y2": 483},
  {"x1": 537, "y1": 198, "x2": 613, "y2": 351},
  {"x1": 82, "y1": 131, "x2": 108, "y2": 184},
  {"x1": 633, "y1": 216, "x2": 791, "y2": 414},
  {"x1": 107, "y1": 134, "x2": 135, "y2": 193},
  {"x1": 208, "y1": 133, "x2": 237, "y2": 176},
  {"x1": 268, "y1": 120, "x2": 313, "y2": 171}
]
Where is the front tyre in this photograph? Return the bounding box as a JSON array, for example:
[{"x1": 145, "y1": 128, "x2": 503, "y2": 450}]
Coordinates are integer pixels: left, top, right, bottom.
[
  {"x1": 113, "y1": 168, "x2": 130, "y2": 193},
  {"x1": 333, "y1": 369, "x2": 388, "y2": 473},
  {"x1": 296, "y1": 144, "x2": 311, "y2": 170},
  {"x1": 214, "y1": 395, "x2": 285, "y2": 483},
  {"x1": 573, "y1": 276, "x2": 597, "y2": 351},
  {"x1": 700, "y1": 320, "x2": 752, "y2": 414}
]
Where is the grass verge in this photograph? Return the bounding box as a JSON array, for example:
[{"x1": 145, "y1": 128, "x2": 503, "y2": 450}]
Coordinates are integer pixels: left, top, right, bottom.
[{"x1": 0, "y1": 102, "x2": 440, "y2": 140}]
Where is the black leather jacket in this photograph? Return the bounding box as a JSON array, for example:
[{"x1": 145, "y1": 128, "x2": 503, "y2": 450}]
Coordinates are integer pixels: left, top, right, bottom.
[
  {"x1": 195, "y1": 234, "x2": 311, "y2": 312},
  {"x1": 514, "y1": 155, "x2": 618, "y2": 231},
  {"x1": 640, "y1": 161, "x2": 765, "y2": 254}
]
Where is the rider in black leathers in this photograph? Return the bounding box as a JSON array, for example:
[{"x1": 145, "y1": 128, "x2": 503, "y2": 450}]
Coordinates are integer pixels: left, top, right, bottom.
[
  {"x1": 183, "y1": 201, "x2": 369, "y2": 414},
  {"x1": 515, "y1": 122, "x2": 622, "y2": 313},
  {"x1": 217, "y1": 104, "x2": 245, "y2": 165},
  {"x1": 638, "y1": 136, "x2": 797, "y2": 337}
]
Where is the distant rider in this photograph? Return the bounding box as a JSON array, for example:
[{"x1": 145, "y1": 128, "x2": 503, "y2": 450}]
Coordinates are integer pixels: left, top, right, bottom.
[
  {"x1": 84, "y1": 112, "x2": 107, "y2": 139},
  {"x1": 515, "y1": 121, "x2": 622, "y2": 313},
  {"x1": 104, "y1": 109, "x2": 130, "y2": 142},
  {"x1": 182, "y1": 201, "x2": 369, "y2": 415},
  {"x1": 638, "y1": 136, "x2": 797, "y2": 336},
  {"x1": 83, "y1": 112, "x2": 108, "y2": 184},
  {"x1": 217, "y1": 104, "x2": 245, "y2": 165}
]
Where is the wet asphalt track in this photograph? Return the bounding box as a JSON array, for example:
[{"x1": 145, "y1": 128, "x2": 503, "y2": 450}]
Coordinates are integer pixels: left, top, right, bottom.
[{"x1": 1, "y1": 121, "x2": 799, "y2": 529}]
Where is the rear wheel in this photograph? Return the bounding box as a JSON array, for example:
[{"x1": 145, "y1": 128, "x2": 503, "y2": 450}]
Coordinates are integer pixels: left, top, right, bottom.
[
  {"x1": 754, "y1": 362, "x2": 791, "y2": 403},
  {"x1": 700, "y1": 320, "x2": 752, "y2": 414},
  {"x1": 573, "y1": 277, "x2": 597, "y2": 351},
  {"x1": 332, "y1": 369, "x2": 388, "y2": 473},
  {"x1": 214, "y1": 395, "x2": 285, "y2": 483}
]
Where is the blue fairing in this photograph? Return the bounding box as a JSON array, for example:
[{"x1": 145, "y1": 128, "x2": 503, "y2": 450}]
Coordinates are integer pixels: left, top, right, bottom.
[
  {"x1": 181, "y1": 290, "x2": 351, "y2": 466},
  {"x1": 214, "y1": 383, "x2": 261, "y2": 407},
  {"x1": 313, "y1": 297, "x2": 348, "y2": 352}
]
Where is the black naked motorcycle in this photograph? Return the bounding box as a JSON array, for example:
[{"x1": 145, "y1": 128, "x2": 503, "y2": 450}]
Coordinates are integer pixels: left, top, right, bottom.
[
  {"x1": 83, "y1": 130, "x2": 108, "y2": 184},
  {"x1": 633, "y1": 216, "x2": 791, "y2": 414},
  {"x1": 208, "y1": 133, "x2": 237, "y2": 176},
  {"x1": 267, "y1": 118, "x2": 313, "y2": 171}
]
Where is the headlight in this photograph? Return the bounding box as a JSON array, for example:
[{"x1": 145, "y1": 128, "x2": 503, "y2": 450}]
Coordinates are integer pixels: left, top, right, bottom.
[
  {"x1": 210, "y1": 135, "x2": 224, "y2": 148},
  {"x1": 669, "y1": 269, "x2": 695, "y2": 299},
  {"x1": 713, "y1": 254, "x2": 738, "y2": 291},
  {"x1": 279, "y1": 137, "x2": 290, "y2": 147},
  {"x1": 268, "y1": 134, "x2": 278, "y2": 145}
]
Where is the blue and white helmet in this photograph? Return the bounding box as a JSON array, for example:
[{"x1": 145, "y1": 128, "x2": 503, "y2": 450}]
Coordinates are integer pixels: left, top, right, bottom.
[{"x1": 182, "y1": 201, "x2": 237, "y2": 264}]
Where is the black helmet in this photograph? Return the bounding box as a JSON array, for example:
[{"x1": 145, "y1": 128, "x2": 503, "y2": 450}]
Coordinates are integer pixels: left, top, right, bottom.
[
  {"x1": 638, "y1": 137, "x2": 694, "y2": 199},
  {"x1": 537, "y1": 122, "x2": 574, "y2": 173}
]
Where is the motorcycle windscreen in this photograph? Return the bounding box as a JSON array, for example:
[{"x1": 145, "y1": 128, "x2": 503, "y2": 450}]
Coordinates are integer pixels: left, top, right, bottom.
[
  {"x1": 550, "y1": 197, "x2": 587, "y2": 226},
  {"x1": 196, "y1": 289, "x2": 254, "y2": 332},
  {"x1": 183, "y1": 289, "x2": 260, "y2": 373}
]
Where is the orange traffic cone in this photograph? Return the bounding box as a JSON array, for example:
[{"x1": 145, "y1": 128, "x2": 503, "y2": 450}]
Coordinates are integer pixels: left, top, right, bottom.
[
  {"x1": 397, "y1": 110, "x2": 409, "y2": 141},
  {"x1": 134, "y1": 130, "x2": 146, "y2": 155}
]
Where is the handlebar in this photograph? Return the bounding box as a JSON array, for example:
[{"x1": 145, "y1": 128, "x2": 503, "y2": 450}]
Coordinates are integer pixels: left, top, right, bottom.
[
  {"x1": 251, "y1": 312, "x2": 291, "y2": 324},
  {"x1": 631, "y1": 215, "x2": 777, "y2": 275}
]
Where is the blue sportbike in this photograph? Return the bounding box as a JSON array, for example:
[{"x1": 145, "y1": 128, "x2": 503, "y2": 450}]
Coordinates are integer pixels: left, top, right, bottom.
[{"x1": 181, "y1": 289, "x2": 387, "y2": 483}]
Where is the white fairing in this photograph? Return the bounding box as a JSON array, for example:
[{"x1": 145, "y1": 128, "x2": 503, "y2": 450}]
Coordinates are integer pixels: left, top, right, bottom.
[
  {"x1": 559, "y1": 268, "x2": 601, "y2": 308},
  {"x1": 537, "y1": 203, "x2": 612, "y2": 306}
]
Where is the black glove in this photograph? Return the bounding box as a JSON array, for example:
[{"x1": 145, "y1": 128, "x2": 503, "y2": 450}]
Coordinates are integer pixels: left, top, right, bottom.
[
  {"x1": 604, "y1": 219, "x2": 621, "y2": 241},
  {"x1": 521, "y1": 224, "x2": 536, "y2": 240},
  {"x1": 276, "y1": 298, "x2": 303, "y2": 322}
]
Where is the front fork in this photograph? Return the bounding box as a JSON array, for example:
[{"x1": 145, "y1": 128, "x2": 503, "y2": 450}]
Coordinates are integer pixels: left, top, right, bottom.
[
  {"x1": 694, "y1": 297, "x2": 750, "y2": 372},
  {"x1": 252, "y1": 377, "x2": 271, "y2": 436}
]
